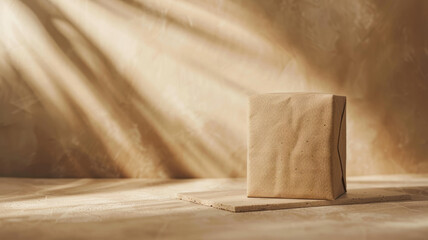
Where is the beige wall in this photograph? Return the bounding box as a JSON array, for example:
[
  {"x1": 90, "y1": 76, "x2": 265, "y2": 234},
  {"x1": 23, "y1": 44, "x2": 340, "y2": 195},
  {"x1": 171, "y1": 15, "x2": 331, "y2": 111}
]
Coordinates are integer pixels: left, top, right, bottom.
[{"x1": 0, "y1": 0, "x2": 427, "y2": 177}]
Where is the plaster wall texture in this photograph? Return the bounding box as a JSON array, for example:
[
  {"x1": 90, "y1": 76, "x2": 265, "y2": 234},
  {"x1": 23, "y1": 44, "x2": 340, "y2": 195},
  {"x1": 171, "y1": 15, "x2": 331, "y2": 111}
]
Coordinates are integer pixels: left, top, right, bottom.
[{"x1": 0, "y1": 0, "x2": 427, "y2": 177}]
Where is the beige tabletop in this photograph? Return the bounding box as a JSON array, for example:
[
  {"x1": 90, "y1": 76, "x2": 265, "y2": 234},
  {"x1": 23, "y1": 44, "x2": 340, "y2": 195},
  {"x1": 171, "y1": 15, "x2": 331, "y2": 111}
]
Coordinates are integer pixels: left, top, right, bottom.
[{"x1": 1, "y1": 175, "x2": 427, "y2": 240}]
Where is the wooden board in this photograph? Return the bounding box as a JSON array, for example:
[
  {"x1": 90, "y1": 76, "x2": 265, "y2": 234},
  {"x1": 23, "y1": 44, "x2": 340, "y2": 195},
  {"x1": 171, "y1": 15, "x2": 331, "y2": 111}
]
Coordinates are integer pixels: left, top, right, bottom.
[{"x1": 177, "y1": 188, "x2": 411, "y2": 212}]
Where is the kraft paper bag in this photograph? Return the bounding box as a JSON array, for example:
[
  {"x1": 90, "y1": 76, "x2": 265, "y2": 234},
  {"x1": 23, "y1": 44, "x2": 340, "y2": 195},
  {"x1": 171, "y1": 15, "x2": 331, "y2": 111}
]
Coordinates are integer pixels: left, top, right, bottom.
[{"x1": 247, "y1": 93, "x2": 346, "y2": 200}]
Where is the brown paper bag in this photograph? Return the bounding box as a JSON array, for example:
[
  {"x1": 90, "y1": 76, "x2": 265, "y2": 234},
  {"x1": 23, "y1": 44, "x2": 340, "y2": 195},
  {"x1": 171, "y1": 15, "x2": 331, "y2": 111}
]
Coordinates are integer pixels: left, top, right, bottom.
[{"x1": 247, "y1": 93, "x2": 346, "y2": 200}]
